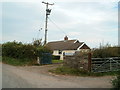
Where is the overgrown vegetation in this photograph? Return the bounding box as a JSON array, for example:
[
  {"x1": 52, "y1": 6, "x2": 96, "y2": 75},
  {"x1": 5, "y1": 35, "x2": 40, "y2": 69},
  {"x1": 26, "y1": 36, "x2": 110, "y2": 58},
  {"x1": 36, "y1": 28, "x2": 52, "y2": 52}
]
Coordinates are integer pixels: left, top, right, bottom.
[
  {"x1": 112, "y1": 75, "x2": 120, "y2": 89},
  {"x1": 92, "y1": 44, "x2": 120, "y2": 58},
  {"x1": 49, "y1": 66, "x2": 120, "y2": 77},
  {"x1": 2, "y1": 57, "x2": 36, "y2": 66},
  {"x1": 2, "y1": 41, "x2": 51, "y2": 65}
]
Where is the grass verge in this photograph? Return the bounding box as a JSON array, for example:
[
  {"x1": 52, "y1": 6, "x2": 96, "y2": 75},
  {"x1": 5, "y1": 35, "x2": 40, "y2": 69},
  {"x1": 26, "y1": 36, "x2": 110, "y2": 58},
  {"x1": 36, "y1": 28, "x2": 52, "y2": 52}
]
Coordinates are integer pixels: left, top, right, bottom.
[
  {"x1": 49, "y1": 66, "x2": 120, "y2": 77},
  {"x1": 52, "y1": 60, "x2": 63, "y2": 64},
  {"x1": 2, "y1": 57, "x2": 36, "y2": 66}
]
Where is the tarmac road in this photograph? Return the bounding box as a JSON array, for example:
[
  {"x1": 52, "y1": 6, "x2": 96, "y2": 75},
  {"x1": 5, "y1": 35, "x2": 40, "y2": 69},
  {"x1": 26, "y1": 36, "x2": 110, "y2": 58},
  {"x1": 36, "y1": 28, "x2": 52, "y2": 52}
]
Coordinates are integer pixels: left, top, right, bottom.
[
  {"x1": 2, "y1": 63, "x2": 34, "y2": 88},
  {"x1": 2, "y1": 63, "x2": 113, "y2": 88}
]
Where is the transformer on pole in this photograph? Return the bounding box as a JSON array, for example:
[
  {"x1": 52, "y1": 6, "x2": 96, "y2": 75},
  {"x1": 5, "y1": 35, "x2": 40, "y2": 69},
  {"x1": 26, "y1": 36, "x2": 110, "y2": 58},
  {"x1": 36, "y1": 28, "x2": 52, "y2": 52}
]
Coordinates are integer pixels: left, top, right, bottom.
[{"x1": 42, "y1": 1, "x2": 54, "y2": 45}]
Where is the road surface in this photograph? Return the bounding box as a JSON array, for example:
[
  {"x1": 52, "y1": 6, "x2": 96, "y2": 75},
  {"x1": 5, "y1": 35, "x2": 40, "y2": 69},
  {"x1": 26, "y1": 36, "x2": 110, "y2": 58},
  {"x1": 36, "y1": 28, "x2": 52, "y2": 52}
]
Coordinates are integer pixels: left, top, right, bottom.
[{"x1": 2, "y1": 63, "x2": 114, "y2": 88}]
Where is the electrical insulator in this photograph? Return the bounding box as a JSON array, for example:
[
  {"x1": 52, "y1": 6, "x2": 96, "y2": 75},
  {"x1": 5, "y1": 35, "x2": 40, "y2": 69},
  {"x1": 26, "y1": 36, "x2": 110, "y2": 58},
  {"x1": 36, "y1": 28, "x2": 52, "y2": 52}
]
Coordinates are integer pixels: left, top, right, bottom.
[{"x1": 46, "y1": 9, "x2": 52, "y2": 15}]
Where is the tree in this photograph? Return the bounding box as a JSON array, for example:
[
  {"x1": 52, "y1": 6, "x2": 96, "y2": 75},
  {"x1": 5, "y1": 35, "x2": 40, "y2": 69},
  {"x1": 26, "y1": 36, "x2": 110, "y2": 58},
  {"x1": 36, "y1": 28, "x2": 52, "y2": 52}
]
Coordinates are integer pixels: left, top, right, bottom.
[{"x1": 33, "y1": 39, "x2": 42, "y2": 47}]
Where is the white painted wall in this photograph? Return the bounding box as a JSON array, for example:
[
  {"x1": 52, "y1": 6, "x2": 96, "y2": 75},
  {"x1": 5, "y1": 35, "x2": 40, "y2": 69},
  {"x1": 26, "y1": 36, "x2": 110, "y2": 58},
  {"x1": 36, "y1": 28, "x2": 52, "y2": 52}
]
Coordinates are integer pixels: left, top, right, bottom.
[
  {"x1": 53, "y1": 50, "x2": 76, "y2": 60},
  {"x1": 61, "y1": 50, "x2": 76, "y2": 60},
  {"x1": 62, "y1": 50, "x2": 76, "y2": 54},
  {"x1": 53, "y1": 49, "x2": 90, "y2": 60},
  {"x1": 53, "y1": 50, "x2": 59, "y2": 56}
]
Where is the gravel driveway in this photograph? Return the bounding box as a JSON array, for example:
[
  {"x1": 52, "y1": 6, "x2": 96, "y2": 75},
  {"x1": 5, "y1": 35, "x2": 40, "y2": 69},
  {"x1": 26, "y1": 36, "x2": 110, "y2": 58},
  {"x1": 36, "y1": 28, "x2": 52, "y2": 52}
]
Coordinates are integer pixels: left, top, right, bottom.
[{"x1": 2, "y1": 63, "x2": 114, "y2": 88}]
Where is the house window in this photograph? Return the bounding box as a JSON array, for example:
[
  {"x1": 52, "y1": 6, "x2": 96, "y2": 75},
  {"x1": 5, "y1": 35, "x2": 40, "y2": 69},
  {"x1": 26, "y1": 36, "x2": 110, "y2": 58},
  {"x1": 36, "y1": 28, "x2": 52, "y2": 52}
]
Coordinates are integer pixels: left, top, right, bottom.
[{"x1": 58, "y1": 50, "x2": 62, "y2": 54}]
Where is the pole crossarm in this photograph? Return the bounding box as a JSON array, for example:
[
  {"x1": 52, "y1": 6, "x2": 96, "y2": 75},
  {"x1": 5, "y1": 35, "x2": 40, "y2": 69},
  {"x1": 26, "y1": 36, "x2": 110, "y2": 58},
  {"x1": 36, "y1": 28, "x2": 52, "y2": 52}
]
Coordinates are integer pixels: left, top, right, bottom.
[{"x1": 42, "y1": 1, "x2": 54, "y2": 5}]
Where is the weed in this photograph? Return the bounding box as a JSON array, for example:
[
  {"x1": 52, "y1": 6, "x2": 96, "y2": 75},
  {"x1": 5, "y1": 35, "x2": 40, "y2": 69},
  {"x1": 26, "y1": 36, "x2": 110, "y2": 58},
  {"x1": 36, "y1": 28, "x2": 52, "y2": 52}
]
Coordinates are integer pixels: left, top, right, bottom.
[
  {"x1": 112, "y1": 75, "x2": 120, "y2": 90},
  {"x1": 49, "y1": 66, "x2": 120, "y2": 77}
]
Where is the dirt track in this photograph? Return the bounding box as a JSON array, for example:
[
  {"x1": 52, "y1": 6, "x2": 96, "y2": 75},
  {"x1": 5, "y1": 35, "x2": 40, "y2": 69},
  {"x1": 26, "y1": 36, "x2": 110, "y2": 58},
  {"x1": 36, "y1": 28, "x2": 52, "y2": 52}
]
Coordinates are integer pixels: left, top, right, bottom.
[{"x1": 2, "y1": 63, "x2": 114, "y2": 88}]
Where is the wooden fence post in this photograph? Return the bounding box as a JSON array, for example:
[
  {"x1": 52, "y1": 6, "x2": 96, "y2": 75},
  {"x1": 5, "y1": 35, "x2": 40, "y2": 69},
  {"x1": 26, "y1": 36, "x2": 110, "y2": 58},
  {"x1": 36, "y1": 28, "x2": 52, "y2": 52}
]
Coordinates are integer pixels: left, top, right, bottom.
[{"x1": 88, "y1": 53, "x2": 92, "y2": 72}]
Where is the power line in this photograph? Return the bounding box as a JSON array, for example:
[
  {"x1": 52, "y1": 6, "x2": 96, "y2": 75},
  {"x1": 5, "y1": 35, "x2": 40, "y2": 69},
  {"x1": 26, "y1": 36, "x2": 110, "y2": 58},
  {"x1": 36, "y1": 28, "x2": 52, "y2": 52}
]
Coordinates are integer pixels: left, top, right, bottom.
[
  {"x1": 33, "y1": 2, "x2": 44, "y2": 41},
  {"x1": 48, "y1": 17, "x2": 67, "y2": 35},
  {"x1": 36, "y1": 28, "x2": 42, "y2": 39}
]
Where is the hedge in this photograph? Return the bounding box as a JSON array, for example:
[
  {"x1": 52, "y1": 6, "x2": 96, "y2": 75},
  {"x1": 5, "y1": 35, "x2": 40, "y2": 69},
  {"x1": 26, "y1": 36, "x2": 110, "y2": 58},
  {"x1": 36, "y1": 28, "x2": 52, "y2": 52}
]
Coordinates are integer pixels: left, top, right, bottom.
[
  {"x1": 92, "y1": 46, "x2": 120, "y2": 58},
  {"x1": 2, "y1": 41, "x2": 51, "y2": 60}
]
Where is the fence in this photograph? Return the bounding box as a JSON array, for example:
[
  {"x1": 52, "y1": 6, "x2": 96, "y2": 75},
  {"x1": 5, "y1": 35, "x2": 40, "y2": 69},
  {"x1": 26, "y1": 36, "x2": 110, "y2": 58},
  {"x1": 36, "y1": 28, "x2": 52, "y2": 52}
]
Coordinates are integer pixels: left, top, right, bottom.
[
  {"x1": 63, "y1": 51, "x2": 120, "y2": 72},
  {"x1": 91, "y1": 57, "x2": 120, "y2": 72}
]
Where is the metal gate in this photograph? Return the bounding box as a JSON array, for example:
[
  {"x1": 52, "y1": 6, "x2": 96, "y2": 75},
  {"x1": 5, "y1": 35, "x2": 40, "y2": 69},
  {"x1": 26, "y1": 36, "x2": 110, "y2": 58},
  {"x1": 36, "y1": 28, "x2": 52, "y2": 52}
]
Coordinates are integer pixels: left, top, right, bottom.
[
  {"x1": 92, "y1": 57, "x2": 120, "y2": 72},
  {"x1": 40, "y1": 53, "x2": 52, "y2": 65}
]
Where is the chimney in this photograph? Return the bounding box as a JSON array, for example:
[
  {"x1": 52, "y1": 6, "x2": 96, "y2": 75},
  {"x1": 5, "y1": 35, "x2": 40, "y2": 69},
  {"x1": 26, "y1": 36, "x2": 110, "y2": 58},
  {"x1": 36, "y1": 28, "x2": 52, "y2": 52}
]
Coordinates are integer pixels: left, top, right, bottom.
[{"x1": 64, "y1": 36, "x2": 68, "y2": 41}]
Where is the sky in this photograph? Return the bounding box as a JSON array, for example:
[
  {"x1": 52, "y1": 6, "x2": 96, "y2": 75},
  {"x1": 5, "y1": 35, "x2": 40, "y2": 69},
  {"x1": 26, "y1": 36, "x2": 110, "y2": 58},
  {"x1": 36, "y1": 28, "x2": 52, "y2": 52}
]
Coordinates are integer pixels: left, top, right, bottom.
[{"x1": 0, "y1": 0, "x2": 119, "y2": 48}]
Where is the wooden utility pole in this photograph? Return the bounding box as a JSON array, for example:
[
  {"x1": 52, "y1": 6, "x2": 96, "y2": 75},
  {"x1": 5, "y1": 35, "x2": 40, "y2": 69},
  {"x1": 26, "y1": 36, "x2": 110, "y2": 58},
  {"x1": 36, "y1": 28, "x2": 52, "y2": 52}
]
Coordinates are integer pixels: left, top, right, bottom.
[
  {"x1": 88, "y1": 52, "x2": 92, "y2": 72},
  {"x1": 42, "y1": 1, "x2": 54, "y2": 45}
]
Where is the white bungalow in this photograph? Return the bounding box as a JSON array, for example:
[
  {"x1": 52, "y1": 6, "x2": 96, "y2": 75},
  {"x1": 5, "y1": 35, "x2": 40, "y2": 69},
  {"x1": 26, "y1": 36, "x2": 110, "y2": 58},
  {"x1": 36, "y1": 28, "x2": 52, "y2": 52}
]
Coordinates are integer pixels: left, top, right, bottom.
[{"x1": 46, "y1": 36, "x2": 90, "y2": 60}]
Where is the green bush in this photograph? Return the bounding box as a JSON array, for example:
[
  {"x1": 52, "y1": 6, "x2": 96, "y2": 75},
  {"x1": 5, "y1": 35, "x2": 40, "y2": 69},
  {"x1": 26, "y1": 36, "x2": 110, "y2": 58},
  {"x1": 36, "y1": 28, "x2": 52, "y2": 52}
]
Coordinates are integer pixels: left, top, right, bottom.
[
  {"x1": 2, "y1": 41, "x2": 51, "y2": 61},
  {"x1": 112, "y1": 75, "x2": 120, "y2": 89},
  {"x1": 2, "y1": 42, "x2": 37, "y2": 59},
  {"x1": 92, "y1": 46, "x2": 120, "y2": 58}
]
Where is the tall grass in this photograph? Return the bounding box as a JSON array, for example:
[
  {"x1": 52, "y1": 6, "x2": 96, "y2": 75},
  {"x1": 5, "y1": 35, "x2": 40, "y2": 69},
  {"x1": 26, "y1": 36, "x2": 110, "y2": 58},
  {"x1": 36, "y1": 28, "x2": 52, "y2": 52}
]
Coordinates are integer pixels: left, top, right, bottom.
[{"x1": 2, "y1": 57, "x2": 36, "y2": 66}]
